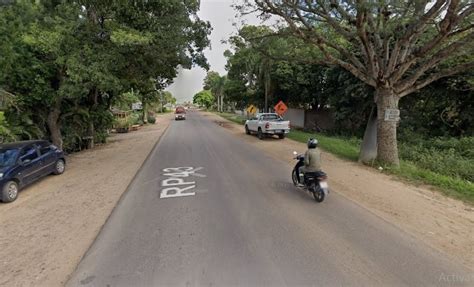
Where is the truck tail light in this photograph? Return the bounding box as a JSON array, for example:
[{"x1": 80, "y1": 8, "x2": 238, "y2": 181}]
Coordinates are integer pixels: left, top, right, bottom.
[{"x1": 265, "y1": 122, "x2": 270, "y2": 129}]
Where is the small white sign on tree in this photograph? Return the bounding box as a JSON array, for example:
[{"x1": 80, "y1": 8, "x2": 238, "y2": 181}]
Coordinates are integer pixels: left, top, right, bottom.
[{"x1": 384, "y1": 109, "x2": 400, "y2": 122}]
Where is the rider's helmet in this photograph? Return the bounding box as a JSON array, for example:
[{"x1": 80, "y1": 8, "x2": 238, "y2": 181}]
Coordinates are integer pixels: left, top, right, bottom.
[{"x1": 307, "y1": 138, "x2": 318, "y2": 149}]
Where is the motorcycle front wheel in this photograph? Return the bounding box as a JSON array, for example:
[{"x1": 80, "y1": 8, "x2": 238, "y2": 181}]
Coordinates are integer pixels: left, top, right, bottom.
[{"x1": 291, "y1": 169, "x2": 298, "y2": 186}]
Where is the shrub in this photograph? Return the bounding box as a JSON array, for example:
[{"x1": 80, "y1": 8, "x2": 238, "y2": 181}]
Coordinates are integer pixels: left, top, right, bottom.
[
  {"x1": 147, "y1": 116, "x2": 156, "y2": 124},
  {"x1": 399, "y1": 137, "x2": 474, "y2": 182}
]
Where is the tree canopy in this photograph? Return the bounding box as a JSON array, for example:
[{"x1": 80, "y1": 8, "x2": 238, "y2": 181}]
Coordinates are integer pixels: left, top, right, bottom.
[
  {"x1": 203, "y1": 71, "x2": 227, "y2": 112},
  {"x1": 0, "y1": 0, "x2": 210, "y2": 150},
  {"x1": 193, "y1": 90, "x2": 214, "y2": 109}
]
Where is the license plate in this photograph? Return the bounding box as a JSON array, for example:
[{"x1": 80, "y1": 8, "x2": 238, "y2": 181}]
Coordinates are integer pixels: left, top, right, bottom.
[{"x1": 319, "y1": 181, "x2": 328, "y2": 188}]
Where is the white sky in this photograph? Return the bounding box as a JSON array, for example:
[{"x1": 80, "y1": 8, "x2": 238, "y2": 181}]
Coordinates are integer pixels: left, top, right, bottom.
[{"x1": 166, "y1": 0, "x2": 263, "y2": 102}]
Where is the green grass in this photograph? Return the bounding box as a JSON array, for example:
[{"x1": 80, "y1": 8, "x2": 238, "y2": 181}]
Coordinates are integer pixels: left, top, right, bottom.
[
  {"x1": 213, "y1": 112, "x2": 474, "y2": 204},
  {"x1": 287, "y1": 129, "x2": 360, "y2": 161},
  {"x1": 214, "y1": 112, "x2": 247, "y2": 125},
  {"x1": 393, "y1": 162, "x2": 474, "y2": 203}
]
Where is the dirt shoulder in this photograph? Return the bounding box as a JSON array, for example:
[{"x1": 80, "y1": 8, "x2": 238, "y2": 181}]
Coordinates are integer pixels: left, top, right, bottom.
[
  {"x1": 205, "y1": 111, "x2": 474, "y2": 270},
  {"x1": 0, "y1": 114, "x2": 172, "y2": 287}
]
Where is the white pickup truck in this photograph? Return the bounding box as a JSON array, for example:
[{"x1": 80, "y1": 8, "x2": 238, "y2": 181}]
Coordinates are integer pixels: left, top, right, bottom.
[{"x1": 245, "y1": 113, "x2": 290, "y2": 140}]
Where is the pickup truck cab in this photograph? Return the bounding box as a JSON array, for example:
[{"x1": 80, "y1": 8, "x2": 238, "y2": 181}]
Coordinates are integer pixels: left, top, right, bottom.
[{"x1": 245, "y1": 113, "x2": 290, "y2": 140}]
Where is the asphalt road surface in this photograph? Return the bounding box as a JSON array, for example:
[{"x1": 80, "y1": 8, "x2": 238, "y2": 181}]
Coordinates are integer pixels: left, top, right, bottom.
[{"x1": 68, "y1": 111, "x2": 471, "y2": 287}]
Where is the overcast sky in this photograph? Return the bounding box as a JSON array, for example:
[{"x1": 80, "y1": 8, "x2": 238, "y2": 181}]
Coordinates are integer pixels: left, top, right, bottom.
[{"x1": 166, "y1": 0, "x2": 262, "y2": 102}]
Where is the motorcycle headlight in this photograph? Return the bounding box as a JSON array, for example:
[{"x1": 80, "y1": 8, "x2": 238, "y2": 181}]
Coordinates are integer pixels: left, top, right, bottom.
[{"x1": 0, "y1": 173, "x2": 4, "y2": 179}]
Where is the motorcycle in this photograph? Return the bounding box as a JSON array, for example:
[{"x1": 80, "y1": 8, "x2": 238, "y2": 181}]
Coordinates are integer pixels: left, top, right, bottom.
[{"x1": 291, "y1": 151, "x2": 329, "y2": 202}]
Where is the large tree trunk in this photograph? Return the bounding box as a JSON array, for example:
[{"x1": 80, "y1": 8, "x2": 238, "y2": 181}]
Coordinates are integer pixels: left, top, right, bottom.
[
  {"x1": 47, "y1": 97, "x2": 63, "y2": 150},
  {"x1": 376, "y1": 88, "x2": 400, "y2": 166}
]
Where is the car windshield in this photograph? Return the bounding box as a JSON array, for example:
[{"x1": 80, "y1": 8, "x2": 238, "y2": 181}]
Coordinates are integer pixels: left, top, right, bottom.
[{"x1": 0, "y1": 148, "x2": 19, "y2": 167}]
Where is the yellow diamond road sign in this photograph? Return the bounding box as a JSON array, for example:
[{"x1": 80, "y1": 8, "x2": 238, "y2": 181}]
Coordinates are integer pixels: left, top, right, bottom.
[{"x1": 247, "y1": 105, "x2": 257, "y2": 114}]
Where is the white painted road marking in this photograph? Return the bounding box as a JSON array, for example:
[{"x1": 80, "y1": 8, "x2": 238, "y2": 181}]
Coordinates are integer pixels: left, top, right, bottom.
[
  {"x1": 163, "y1": 167, "x2": 206, "y2": 178},
  {"x1": 160, "y1": 167, "x2": 206, "y2": 198}
]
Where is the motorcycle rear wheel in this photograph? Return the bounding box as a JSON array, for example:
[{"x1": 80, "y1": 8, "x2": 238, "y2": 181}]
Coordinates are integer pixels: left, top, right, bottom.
[{"x1": 312, "y1": 185, "x2": 325, "y2": 202}]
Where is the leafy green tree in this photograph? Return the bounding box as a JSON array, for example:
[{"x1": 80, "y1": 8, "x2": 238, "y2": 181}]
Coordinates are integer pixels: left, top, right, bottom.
[
  {"x1": 244, "y1": 0, "x2": 474, "y2": 166},
  {"x1": 0, "y1": 0, "x2": 210, "y2": 150},
  {"x1": 193, "y1": 90, "x2": 215, "y2": 109},
  {"x1": 203, "y1": 71, "x2": 227, "y2": 112}
]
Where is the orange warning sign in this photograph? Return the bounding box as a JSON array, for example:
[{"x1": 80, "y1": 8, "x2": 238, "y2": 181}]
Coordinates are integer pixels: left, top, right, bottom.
[{"x1": 274, "y1": 101, "x2": 288, "y2": 116}]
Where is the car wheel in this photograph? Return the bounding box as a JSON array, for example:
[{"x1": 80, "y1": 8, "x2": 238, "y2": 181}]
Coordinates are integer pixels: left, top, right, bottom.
[
  {"x1": 257, "y1": 128, "x2": 264, "y2": 140},
  {"x1": 53, "y1": 159, "x2": 66, "y2": 175},
  {"x1": 245, "y1": 125, "x2": 250, "y2": 135},
  {"x1": 1, "y1": 181, "x2": 19, "y2": 203}
]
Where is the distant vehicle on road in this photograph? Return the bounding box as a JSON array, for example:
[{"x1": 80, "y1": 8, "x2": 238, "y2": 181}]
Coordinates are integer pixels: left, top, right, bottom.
[
  {"x1": 0, "y1": 140, "x2": 66, "y2": 203},
  {"x1": 175, "y1": 106, "x2": 186, "y2": 120},
  {"x1": 245, "y1": 113, "x2": 290, "y2": 139}
]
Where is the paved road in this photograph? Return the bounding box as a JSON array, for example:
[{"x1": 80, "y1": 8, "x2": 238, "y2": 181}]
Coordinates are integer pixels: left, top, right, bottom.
[{"x1": 68, "y1": 111, "x2": 470, "y2": 286}]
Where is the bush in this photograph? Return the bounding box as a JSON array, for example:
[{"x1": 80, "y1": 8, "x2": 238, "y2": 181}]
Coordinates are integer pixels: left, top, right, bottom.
[
  {"x1": 399, "y1": 136, "x2": 474, "y2": 182},
  {"x1": 127, "y1": 112, "x2": 143, "y2": 125},
  {"x1": 147, "y1": 116, "x2": 156, "y2": 124}
]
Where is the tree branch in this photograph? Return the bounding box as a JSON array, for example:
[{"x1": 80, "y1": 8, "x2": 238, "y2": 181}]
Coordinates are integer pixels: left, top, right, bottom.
[
  {"x1": 355, "y1": 3, "x2": 379, "y2": 82},
  {"x1": 388, "y1": 0, "x2": 446, "y2": 71},
  {"x1": 396, "y1": 31, "x2": 474, "y2": 92},
  {"x1": 398, "y1": 61, "x2": 474, "y2": 98}
]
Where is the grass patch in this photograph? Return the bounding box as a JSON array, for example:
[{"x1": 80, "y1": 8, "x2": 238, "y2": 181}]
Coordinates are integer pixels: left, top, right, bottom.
[
  {"x1": 212, "y1": 112, "x2": 474, "y2": 204},
  {"x1": 287, "y1": 129, "x2": 360, "y2": 161},
  {"x1": 392, "y1": 162, "x2": 474, "y2": 203},
  {"x1": 214, "y1": 112, "x2": 247, "y2": 125}
]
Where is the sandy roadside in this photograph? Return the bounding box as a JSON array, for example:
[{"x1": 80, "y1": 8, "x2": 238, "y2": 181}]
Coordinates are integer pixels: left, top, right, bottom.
[
  {"x1": 0, "y1": 114, "x2": 172, "y2": 287},
  {"x1": 205, "y1": 111, "x2": 474, "y2": 270}
]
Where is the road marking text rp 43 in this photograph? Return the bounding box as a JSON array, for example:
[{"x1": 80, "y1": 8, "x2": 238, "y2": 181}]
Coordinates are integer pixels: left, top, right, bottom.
[{"x1": 160, "y1": 167, "x2": 205, "y2": 198}]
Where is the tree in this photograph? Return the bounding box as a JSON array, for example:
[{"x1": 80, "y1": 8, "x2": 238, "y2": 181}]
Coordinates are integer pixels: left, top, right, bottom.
[
  {"x1": 245, "y1": 0, "x2": 474, "y2": 166},
  {"x1": 193, "y1": 90, "x2": 215, "y2": 109},
  {"x1": 0, "y1": 1, "x2": 210, "y2": 150},
  {"x1": 203, "y1": 71, "x2": 227, "y2": 112}
]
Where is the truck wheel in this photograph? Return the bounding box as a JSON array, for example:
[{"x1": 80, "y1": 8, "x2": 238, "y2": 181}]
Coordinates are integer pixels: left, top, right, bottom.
[
  {"x1": 278, "y1": 134, "x2": 285, "y2": 139},
  {"x1": 245, "y1": 125, "x2": 250, "y2": 135},
  {"x1": 257, "y1": 128, "x2": 264, "y2": 140},
  {"x1": 1, "y1": 181, "x2": 19, "y2": 203}
]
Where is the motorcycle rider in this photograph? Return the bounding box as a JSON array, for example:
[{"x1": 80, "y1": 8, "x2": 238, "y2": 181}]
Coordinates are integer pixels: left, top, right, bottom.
[{"x1": 297, "y1": 138, "x2": 322, "y2": 184}]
